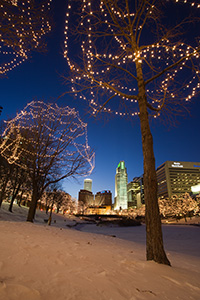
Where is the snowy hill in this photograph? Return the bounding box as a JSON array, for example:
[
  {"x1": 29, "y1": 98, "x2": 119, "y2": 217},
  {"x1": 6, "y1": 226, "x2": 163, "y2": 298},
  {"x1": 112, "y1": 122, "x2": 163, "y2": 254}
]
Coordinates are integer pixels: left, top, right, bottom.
[{"x1": 0, "y1": 203, "x2": 200, "y2": 300}]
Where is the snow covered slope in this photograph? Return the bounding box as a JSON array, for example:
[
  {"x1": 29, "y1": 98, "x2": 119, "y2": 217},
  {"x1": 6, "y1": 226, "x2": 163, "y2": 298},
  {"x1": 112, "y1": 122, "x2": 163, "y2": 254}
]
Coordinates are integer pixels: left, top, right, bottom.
[{"x1": 0, "y1": 204, "x2": 199, "y2": 300}]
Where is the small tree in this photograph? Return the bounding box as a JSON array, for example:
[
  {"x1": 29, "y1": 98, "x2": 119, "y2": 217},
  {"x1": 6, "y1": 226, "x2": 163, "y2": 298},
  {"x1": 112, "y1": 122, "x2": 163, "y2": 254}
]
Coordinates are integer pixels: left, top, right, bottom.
[
  {"x1": 0, "y1": 101, "x2": 95, "y2": 222},
  {"x1": 54, "y1": 191, "x2": 72, "y2": 214},
  {"x1": 64, "y1": 0, "x2": 200, "y2": 266},
  {"x1": 0, "y1": 0, "x2": 52, "y2": 75}
]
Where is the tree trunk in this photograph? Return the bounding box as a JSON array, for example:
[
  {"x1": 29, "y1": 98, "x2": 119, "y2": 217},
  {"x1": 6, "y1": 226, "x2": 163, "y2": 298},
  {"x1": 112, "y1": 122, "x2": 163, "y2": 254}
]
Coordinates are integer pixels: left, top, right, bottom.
[
  {"x1": 48, "y1": 204, "x2": 53, "y2": 226},
  {"x1": 46, "y1": 205, "x2": 49, "y2": 214},
  {"x1": 9, "y1": 183, "x2": 21, "y2": 212},
  {"x1": 27, "y1": 184, "x2": 38, "y2": 222},
  {"x1": 0, "y1": 163, "x2": 13, "y2": 207},
  {"x1": 136, "y1": 63, "x2": 170, "y2": 266},
  {"x1": 0, "y1": 175, "x2": 9, "y2": 207}
]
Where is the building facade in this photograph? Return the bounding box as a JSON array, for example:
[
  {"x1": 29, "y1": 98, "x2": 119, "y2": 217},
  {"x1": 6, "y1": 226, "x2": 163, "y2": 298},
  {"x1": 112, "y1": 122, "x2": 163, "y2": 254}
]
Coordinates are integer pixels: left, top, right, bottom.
[
  {"x1": 84, "y1": 178, "x2": 92, "y2": 192},
  {"x1": 95, "y1": 190, "x2": 112, "y2": 207},
  {"x1": 78, "y1": 189, "x2": 94, "y2": 206},
  {"x1": 114, "y1": 161, "x2": 128, "y2": 210},
  {"x1": 127, "y1": 176, "x2": 144, "y2": 208},
  {"x1": 156, "y1": 161, "x2": 200, "y2": 198}
]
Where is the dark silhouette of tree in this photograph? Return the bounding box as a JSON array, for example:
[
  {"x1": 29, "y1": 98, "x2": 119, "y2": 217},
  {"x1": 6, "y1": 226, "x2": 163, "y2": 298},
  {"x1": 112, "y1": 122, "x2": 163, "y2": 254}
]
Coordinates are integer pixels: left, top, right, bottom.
[
  {"x1": 64, "y1": 0, "x2": 200, "y2": 265},
  {"x1": 8, "y1": 164, "x2": 28, "y2": 212},
  {"x1": 42, "y1": 186, "x2": 71, "y2": 224},
  {"x1": 0, "y1": 154, "x2": 12, "y2": 207},
  {"x1": 0, "y1": 101, "x2": 95, "y2": 222}
]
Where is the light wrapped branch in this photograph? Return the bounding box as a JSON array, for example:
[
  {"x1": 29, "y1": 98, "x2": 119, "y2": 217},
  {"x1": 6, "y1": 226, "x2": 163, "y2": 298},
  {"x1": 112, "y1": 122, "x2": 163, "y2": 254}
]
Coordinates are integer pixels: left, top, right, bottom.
[
  {"x1": 0, "y1": 0, "x2": 52, "y2": 75},
  {"x1": 64, "y1": 0, "x2": 200, "y2": 121},
  {"x1": 0, "y1": 101, "x2": 95, "y2": 222}
]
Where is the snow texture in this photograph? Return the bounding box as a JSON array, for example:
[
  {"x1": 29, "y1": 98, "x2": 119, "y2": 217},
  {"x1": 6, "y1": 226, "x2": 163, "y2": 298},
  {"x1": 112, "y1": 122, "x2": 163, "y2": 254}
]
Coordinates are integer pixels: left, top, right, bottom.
[{"x1": 0, "y1": 203, "x2": 200, "y2": 300}]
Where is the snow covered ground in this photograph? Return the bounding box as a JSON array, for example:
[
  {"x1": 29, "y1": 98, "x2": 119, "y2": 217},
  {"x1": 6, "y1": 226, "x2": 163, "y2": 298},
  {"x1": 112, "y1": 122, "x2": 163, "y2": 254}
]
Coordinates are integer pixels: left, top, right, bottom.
[{"x1": 0, "y1": 203, "x2": 200, "y2": 300}]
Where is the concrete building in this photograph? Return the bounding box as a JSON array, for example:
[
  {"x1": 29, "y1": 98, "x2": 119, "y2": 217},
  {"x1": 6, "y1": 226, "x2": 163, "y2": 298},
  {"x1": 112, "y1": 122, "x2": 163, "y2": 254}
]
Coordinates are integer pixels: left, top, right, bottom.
[
  {"x1": 95, "y1": 190, "x2": 112, "y2": 207},
  {"x1": 127, "y1": 180, "x2": 142, "y2": 208},
  {"x1": 84, "y1": 178, "x2": 92, "y2": 192},
  {"x1": 156, "y1": 161, "x2": 200, "y2": 198},
  {"x1": 114, "y1": 161, "x2": 128, "y2": 210},
  {"x1": 127, "y1": 176, "x2": 144, "y2": 208},
  {"x1": 78, "y1": 189, "x2": 94, "y2": 206}
]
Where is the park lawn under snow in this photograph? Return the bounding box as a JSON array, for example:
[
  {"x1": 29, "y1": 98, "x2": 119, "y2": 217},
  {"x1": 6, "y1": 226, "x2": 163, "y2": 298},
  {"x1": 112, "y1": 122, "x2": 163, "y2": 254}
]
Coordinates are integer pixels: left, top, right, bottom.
[{"x1": 0, "y1": 203, "x2": 200, "y2": 300}]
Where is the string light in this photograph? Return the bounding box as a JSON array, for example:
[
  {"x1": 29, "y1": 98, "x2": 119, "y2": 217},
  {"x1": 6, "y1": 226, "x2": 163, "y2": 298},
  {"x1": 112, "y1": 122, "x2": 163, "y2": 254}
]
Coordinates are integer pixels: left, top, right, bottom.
[
  {"x1": 0, "y1": 0, "x2": 52, "y2": 75},
  {"x1": 0, "y1": 101, "x2": 95, "y2": 175},
  {"x1": 63, "y1": 0, "x2": 200, "y2": 119}
]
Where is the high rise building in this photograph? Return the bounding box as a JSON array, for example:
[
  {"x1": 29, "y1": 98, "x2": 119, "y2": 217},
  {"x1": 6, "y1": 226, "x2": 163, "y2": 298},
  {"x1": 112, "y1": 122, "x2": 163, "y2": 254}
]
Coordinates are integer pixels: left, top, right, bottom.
[
  {"x1": 84, "y1": 178, "x2": 92, "y2": 192},
  {"x1": 127, "y1": 178, "x2": 143, "y2": 208},
  {"x1": 156, "y1": 161, "x2": 200, "y2": 198},
  {"x1": 114, "y1": 161, "x2": 128, "y2": 210}
]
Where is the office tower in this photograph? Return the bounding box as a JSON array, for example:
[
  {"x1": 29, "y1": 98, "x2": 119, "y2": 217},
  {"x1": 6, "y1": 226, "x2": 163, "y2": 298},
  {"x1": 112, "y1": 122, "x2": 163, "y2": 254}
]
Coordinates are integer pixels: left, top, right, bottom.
[
  {"x1": 114, "y1": 161, "x2": 128, "y2": 210},
  {"x1": 84, "y1": 178, "x2": 92, "y2": 192},
  {"x1": 78, "y1": 189, "x2": 94, "y2": 206},
  {"x1": 156, "y1": 161, "x2": 200, "y2": 198},
  {"x1": 127, "y1": 180, "x2": 143, "y2": 208},
  {"x1": 95, "y1": 190, "x2": 112, "y2": 206}
]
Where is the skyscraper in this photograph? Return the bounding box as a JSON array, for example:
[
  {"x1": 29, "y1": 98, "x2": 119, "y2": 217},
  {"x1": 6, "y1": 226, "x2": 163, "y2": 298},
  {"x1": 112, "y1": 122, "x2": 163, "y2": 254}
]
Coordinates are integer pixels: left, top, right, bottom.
[
  {"x1": 114, "y1": 161, "x2": 128, "y2": 210},
  {"x1": 84, "y1": 178, "x2": 92, "y2": 192}
]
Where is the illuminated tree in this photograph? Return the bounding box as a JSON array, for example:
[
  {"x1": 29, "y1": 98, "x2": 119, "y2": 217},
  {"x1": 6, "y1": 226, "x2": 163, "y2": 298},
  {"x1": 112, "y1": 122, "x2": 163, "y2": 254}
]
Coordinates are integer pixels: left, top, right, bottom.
[
  {"x1": 61, "y1": 196, "x2": 76, "y2": 214},
  {"x1": 0, "y1": 101, "x2": 95, "y2": 222},
  {"x1": 64, "y1": 0, "x2": 200, "y2": 265},
  {"x1": 159, "y1": 194, "x2": 199, "y2": 220},
  {"x1": 0, "y1": 0, "x2": 52, "y2": 75}
]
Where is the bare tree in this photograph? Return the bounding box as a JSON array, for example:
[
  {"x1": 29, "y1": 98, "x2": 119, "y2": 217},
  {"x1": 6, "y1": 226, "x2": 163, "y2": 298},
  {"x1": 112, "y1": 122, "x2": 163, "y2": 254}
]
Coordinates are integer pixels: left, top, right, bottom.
[
  {"x1": 64, "y1": 0, "x2": 200, "y2": 265},
  {"x1": 0, "y1": 0, "x2": 52, "y2": 75},
  {"x1": 42, "y1": 187, "x2": 71, "y2": 224},
  {"x1": 0, "y1": 101, "x2": 95, "y2": 222}
]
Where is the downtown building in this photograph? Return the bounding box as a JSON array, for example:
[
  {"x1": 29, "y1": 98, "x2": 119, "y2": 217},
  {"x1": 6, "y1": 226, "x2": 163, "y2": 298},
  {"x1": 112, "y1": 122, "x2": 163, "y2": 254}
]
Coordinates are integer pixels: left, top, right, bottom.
[
  {"x1": 156, "y1": 161, "x2": 200, "y2": 198},
  {"x1": 78, "y1": 178, "x2": 112, "y2": 214},
  {"x1": 127, "y1": 161, "x2": 200, "y2": 206},
  {"x1": 88, "y1": 190, "x2": 112, "y2": 214},
  {"x1": 95, "y1": 190, "x2": 112, "y2": 207},
  {"x1": 78, "y1": 178, "x2": 94, "y2": 210},
  {"x1": 127, "y1": 176, "x2": 144, "y2": 208},
  {"x1": 114, "y1": 161, "x2": 128, "y2": 210},
  {"x1": 84, "y1": 178, "x2": 92, "y2": 192}
]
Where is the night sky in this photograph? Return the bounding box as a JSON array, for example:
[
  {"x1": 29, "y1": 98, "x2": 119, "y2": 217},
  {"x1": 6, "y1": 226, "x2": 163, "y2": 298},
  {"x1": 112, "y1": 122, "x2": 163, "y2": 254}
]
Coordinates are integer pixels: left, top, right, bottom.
[{"x1": 0, "y1": 0, "x2": 200, "y2": 200}]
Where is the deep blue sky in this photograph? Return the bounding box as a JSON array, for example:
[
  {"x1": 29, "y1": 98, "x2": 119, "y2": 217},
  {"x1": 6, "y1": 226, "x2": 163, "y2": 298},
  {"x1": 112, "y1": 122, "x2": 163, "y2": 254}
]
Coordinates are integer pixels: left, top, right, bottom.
[{"x1": 0, "y1": 0, "x2": 200, "y2": 200}]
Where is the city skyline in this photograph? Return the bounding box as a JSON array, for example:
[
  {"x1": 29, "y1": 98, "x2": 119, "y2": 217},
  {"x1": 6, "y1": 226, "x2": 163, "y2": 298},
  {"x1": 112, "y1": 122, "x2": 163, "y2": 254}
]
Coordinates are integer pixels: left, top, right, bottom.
[
  {"x1": 1, "y1": 0, "x2": 200, "y2": 199},
  {"x1": 78, "y1": 160, "x2": 200, "y2": 204}
]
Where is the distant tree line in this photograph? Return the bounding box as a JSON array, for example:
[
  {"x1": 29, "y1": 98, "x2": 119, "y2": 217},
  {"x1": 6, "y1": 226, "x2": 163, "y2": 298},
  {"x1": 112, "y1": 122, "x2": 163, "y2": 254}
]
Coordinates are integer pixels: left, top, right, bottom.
[
  {"x1": 127, "y1": 193, "x2": 200, "y2": 222},
  {"x1": 0, "y1": 153, "x2": 77, "y2": 216}
]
